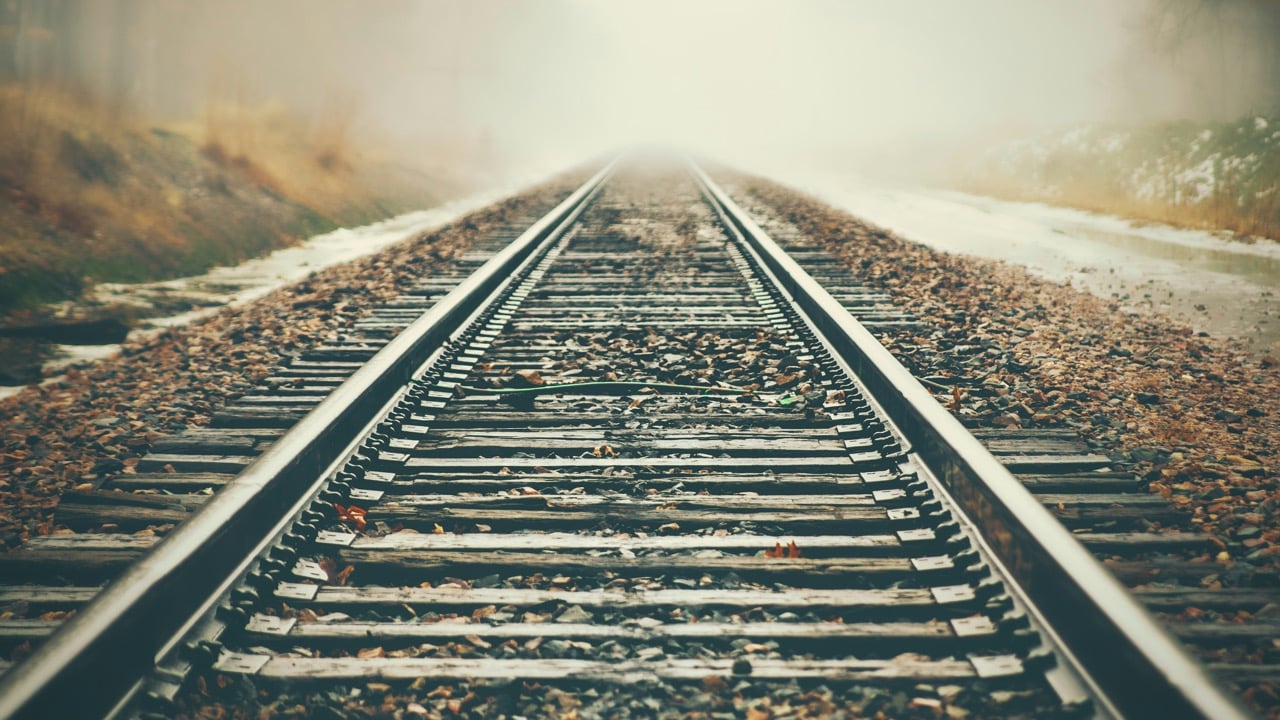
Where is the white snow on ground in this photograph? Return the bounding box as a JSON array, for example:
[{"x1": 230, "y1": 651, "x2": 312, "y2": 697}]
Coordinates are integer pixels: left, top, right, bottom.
[
  {"x1": 0, "y1": 179, "x2": 543, "y2": 400},
  {"x1": 9, "y1": 164, "x2": 1280, "y2": 401},
  {"x1": 92, "y1": 183, "x2": 530, "y2": 327},
  {"x1": 752, "y1": 166, "x2": 1280, "y2": 350}
]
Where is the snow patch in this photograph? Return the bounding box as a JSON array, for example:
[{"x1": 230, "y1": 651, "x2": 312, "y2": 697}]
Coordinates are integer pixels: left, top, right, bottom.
[{"x1": 741, "y1": 163, "x2": 1280, "y2": 348}]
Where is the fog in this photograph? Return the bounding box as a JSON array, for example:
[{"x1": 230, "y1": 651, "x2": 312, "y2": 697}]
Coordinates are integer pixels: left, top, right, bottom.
[{"x1": 5, "y1": 0, "x2": 1278, "y2": 183}]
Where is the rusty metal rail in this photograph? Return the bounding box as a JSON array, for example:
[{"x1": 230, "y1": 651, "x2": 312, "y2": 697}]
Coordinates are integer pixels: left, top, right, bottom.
[
  {"x1": 0, "y1": 157, "x2": 1250, "y2": 720},
  {"x1": 692, "y1": 163, "x2": 1249, "y2": 720},
  {"x1": 0, "y1": 162, "x2": 617, "y2": 720}
]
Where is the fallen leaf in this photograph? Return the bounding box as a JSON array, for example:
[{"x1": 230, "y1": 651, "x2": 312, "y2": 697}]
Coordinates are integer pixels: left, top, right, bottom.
[
  {"x1": 763, "y1": 540, "x2": 801, "y2": 559},
  {"x1": 513, "y1": 369, "x2": 544, "y2": 387},
  {"x1": 335, "y1": 564, "x2": 356, "y2": 585},
  {"x1": 333, "y1": 503, "x2": 367, "y2": 531}
]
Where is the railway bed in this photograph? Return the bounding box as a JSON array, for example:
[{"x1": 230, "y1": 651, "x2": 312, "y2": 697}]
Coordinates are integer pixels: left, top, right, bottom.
[{"x1": 0, "y1": 158, "x2": 1261, "y2": 718}]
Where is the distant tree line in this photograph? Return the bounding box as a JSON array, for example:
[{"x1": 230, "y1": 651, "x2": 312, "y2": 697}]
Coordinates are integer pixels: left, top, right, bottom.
[
  {"x1": 0, "y1": 0, "x2": 420, "y2": 120},
  {"x1": 1145, "y1": 0, "x2": 1280, "y2": 116},
  {"x1": 0, "y1": 0, "x2": 153, "y2": 111}
]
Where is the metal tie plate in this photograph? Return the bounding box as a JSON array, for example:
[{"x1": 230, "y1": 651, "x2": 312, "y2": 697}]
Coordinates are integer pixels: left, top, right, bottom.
[
  {"x1": 246, "y1": 614, "x2": 296, "y2": 636},
  {"x1": 212, "y1": 651, "x2": 270, "y2": 675}
]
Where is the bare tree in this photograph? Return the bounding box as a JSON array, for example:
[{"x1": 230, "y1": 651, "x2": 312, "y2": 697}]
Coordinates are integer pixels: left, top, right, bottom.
[{"x1": 1145, "y1": 0, "x2": 1280, "y2": 116}]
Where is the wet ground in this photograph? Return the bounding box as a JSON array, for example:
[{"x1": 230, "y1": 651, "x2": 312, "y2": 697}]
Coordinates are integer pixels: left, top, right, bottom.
[
  {"x1": 760, "y1": 168, "x2": 1280, "y2": 351},
  {"x1": 9, "y1": 165, "x2": 1278, "y2": 402},
  {"x1": 0, "y1": 184, "x2": 526, "y2": 400}
]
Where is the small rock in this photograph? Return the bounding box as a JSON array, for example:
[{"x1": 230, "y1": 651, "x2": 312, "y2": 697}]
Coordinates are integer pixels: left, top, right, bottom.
[
  {"x1": 512, "y1": 369, "x2": 545, "y2": 387},
  {"x1": 473, "y1": 573, "x2": 501, "y2": 588},
  {"x1": 909, "y1": 697, "x2": 943, "y2": 715},
  {"x1": 991, "y1": 413, "x2": 1021, "y2": 428},
  {"x1": 555, "y1": 605, "x2": 593, "y2": 623}
]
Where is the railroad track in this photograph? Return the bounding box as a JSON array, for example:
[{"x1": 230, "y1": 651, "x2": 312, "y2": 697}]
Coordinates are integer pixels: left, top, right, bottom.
[{"x1": 0, "y1": 157, "x2": 1252, "y2": 718}]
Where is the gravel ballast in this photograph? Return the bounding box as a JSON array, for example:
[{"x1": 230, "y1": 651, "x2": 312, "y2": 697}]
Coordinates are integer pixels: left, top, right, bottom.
[
  {"x1": 725, "y1": 172, "x2": 1280, "y2": 715},
  {"x1": 4, "y1": 166, "x2": 1279, "y2": 717},
  {"x1": 0, "y1": 175, "x2": 584, "y2": 550},
  {"x1": 727, "y1": 174, "x2": 1280, "y2": 563}
]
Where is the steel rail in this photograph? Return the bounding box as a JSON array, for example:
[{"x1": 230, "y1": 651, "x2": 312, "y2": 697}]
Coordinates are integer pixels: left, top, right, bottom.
[
  {"x1": 0, "y1": 160, "x2": 618, "y2": 720},
  {"x1": 689, "y1": 163, "x2": 1250, "y2": 720}
]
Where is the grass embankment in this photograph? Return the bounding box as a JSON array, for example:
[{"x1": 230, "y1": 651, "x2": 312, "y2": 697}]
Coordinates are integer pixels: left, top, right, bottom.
[
  {"x1": 0, "y1": 84, "x2": 457, "y2": 315},
  {"x1": 962, "y1": 117, "x2": 1280, "y2": 241}
]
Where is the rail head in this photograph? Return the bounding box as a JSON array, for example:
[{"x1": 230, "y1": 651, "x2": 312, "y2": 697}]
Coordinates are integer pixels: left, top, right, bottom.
[
  {"x1": 689, "y1": 162, "x2": 1250, "y2": 720},
  {"x1": 0, "y1": 160, "x2": 618, "y2": 720}
]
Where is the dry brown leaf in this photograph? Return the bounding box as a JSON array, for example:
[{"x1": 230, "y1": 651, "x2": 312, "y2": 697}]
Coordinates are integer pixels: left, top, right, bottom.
[
  {"x1": 333, "y1": 503, "x2": 367, "y2": 532},
  {"x1": 763, "y1": 540, "x2": 802, "y2": 559},
  {"x1": 514, "y1": 369, "x2": 544, "y2": 386},
  {"x1": 335, "y1": 564, "x2": 356, "y2": 585}
]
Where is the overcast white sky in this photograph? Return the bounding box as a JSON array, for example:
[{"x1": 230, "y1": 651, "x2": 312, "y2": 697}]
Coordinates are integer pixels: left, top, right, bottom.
[
  {"x1": 94, "y1": 0, "x2": 1276, "y2": 181},
  {"x1": 380, "y1": 0, "x2": 1140, "y2": 175},
  {"x1": 372, "y1": 0, "x2": 1272, "y2": 180}
]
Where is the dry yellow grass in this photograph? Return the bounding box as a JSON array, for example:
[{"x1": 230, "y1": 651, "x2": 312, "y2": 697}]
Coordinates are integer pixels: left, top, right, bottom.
[
  {"x1": 181, "y1": 91, "x2": 382, "y2": 220},
  {"x1": 966, "y1": 176, "x2": 1280, "y2": 241},
  {"x1": 0, "y1": 83, "x2": 451, "y2": 313},
  {"x1": 963, "y1": 119, "x2": 1280, "y2": 242}
]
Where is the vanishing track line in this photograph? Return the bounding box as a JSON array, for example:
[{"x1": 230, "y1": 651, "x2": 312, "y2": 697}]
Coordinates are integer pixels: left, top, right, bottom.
[{"x1": 0, "y1": 158, "x2": 1250, "y2": 719}]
